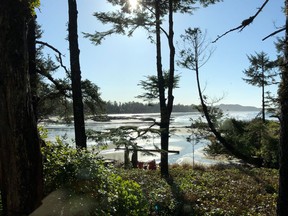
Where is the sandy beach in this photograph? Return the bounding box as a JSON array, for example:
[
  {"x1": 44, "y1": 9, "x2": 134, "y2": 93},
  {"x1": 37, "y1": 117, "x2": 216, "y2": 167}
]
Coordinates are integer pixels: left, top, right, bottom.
[{"x1": 97, "y1": 126, "x2": 218, "y2": 166}]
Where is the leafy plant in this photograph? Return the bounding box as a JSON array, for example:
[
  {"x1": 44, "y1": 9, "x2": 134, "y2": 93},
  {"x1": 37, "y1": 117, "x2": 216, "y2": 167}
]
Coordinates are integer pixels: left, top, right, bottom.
[
  {"x1": 40, "y1": 127, "x2": 149, "y2": 215},
  {"x1": 119, "y1": 165, "x2": 277, "y2": 215},
  {"x1": 204, "y1": 118, "x2": 279, "y2": 168}
]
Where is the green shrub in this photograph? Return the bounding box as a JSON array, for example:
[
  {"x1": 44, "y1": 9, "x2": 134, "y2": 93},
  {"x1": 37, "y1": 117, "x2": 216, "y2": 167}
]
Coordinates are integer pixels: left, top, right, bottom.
[
  {"x1": 39, "y1": 127, "x2": 277, "y2": 215},
  {"x1": 40, "y1": 127, "x2": 149, "y2": 215},
  {"x1": 119, "y1": 169, "x2": 179, "y2": 215},
  {"x1": 205, "y1": 118, "x2": 279, "y2": 167}
]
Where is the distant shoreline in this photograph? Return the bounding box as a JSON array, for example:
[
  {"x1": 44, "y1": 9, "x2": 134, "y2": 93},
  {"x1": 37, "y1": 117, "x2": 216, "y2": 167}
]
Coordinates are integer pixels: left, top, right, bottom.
[{"x1": 40, "y1": 109, "x2": 261, "y2": 125}]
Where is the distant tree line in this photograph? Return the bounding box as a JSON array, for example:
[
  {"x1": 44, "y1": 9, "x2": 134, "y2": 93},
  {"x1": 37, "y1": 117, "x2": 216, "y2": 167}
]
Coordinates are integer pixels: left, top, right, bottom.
[
  {"x1": 105, "y1": 101, "x2": 197, "y2": 114},
  {"x1": 42, "y1": 100, "x2": 198, "y2": 117},
  {"x1": 40, "y1": 99, "x2": 261, "y2": 118}
]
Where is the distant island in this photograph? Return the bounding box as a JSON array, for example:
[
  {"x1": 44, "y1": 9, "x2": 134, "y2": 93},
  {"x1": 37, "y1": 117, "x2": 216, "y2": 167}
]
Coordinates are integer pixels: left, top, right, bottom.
[
  {"x1": 216, "y1": 104, "x2": 261, "y2": 112},
  {"x1": 104, "y1": 101, "x2": 261, "y2": 114}
]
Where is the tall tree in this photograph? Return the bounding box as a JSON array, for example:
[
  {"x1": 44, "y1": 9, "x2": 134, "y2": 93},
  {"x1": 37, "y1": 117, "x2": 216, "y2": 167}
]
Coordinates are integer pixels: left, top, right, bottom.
[
  {"x1": 178, "y1": 28, "x2": 263, "y2": 166},
  {"x1": 28, "y1": 15, "x2": 39, "y2": 121},
  {"x1": 211, "y1": 1, "x2": 288, "y2": 214},
  {"x1": 155, "y1": 0, "x2": 172, "y2": 176},
  {"x1": 0, "y1": 0, "x2": 43, "y2": 215},
  {"x1": 277, "y1": 1, "x2": 288, "y2": 214},
  {"x1": 86, "y1": 0, "x2": 221, "y2": 176},
  {"x1": 68, "y1": 0, "x2": 87, "y2": 148},
  {"x1": 243, "y1": 51, "x2": 277, "y2": 123}
]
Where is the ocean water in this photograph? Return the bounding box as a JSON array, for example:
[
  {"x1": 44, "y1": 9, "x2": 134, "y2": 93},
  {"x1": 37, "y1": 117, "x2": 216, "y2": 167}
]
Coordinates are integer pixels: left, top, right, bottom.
[{"x1": 44, "y1": 111, "x2": 262, "y2": 165}]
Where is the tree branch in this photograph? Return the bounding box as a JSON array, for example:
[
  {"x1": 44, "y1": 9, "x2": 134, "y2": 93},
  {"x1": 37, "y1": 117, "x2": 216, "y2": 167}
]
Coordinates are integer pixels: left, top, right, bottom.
[
  {"x1": 212, "y1": 0, "x2": 270, "y2": 43},
  {"x1": 37, "y1": 67, "x2": 71, "y2": 98},
  {"x1": 262, "y1": 27, "x2": 285, "y2": 41},
  {"x1": 36, "y1": 40, "x2": 70, "y2": 75}
]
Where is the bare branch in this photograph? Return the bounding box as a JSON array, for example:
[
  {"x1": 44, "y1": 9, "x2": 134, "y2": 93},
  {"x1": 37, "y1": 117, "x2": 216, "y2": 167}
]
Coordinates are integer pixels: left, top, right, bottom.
[
  {"x1": 36, "y1": 40, "x2": 70, "y2": 75},
  {"x1": 262, "y1": 27, "x2": 285, "y2": 41},
  {"x1": 212, "y1": 0, "x2": 270, "y2": 43}
]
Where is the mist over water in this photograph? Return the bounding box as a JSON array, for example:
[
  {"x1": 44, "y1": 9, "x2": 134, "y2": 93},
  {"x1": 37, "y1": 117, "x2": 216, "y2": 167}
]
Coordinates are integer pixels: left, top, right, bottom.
[{"x1": 44, "y1": 111, "x2": 263, "y2": 164}]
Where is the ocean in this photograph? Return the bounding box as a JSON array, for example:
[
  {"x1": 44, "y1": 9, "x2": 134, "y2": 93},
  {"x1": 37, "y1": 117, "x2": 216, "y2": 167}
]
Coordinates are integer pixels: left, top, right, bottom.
[{"x1": 44, "y1": 111, "x2": 263, "y2": 165}]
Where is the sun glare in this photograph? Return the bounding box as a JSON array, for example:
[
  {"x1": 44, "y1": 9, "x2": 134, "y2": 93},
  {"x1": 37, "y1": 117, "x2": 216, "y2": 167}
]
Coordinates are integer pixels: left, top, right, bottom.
[{"x1": 129, "y1": 0, "x2": 138, "y2": 11}]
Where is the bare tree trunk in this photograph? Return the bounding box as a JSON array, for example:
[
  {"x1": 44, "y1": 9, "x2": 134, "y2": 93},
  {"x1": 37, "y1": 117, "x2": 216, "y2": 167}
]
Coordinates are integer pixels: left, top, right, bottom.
[
  {"x1": 277, "y1": 1, "x2": 288, "y2": 214},
  {"x1": 0, "y1": 0, "x2": 43, "y2": 215},
  {"x1": 68, "y1": 0, "x2": 87, "y2": 148},
  {"x1": 196, "y1": 66, "x2": 263, "y2": 167},
  {"x1": 191, "y1": 30, "x2": 263, "y2": 167}
]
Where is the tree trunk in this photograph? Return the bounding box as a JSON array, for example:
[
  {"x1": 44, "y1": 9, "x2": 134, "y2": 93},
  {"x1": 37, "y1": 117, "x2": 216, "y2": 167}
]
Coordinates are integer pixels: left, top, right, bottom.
[
  {"x1": 154, "y1": 0, "x2": 171, "y2": 177},
  {"x1": 193, "y1": 31, "x2": 263, "y2": 167},
  {"x1": 261, "y1": 67, "x2": 266, "y2": 123},
  {"x1": 277, "y1": 1, "x2": 288, "y2": 214},
  {"x1": 68, "y1": 0, "x2": 87, "y2": 148},
  {"x1": 196, "y1": 68, "x2": 263, "y2": 167},
  {"x1": 28, "y1": 15, "x2": 39, "y2": 121},
  {"x1": 0, "y1": 0, "x2": 43, "y2": 215},
  {"x1": 155, "y1": 0, "x2": 176, "y2": 177}
]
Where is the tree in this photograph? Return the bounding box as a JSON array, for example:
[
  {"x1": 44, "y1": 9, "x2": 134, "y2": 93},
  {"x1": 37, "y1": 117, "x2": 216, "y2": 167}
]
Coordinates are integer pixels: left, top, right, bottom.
[
  {"x1": 211, "y1": 0, "x2": 288, "y2": 214},
  {"x1": 137, "y1": 71, "x2": 180, "y2": 104},
  {"x1": 277, "y1": 1, "x2": 288, "y2": 214},
  {"x1": 28, "y1": 15, "x2": 39, "y2": 121},
  {"x1": 178, "y1": 27, "x2": 263, "y2": 167},
  {"x1": 243, "y1": 51, "x2": 277, "y2": 123},
  {"x1": 35, "y1": 34, "x2": 105, "y2": 122},
  {"x1": 87, "y1": 124, "x2": 158, "y2": 169},
  {"x1": 86, "y1": 0, "x2": 221, "y2": 177},
  {"x1": 68, "y1": 0, "x2": 87, "y2": 148},
  {"x1": 0, "y1": 0, "x2": 43, "y2": 215}
]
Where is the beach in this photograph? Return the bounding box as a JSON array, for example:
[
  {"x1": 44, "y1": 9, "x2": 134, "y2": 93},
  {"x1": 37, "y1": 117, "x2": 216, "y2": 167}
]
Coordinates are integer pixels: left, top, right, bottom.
[{"x1": 45, "y1": 112, "x2": 259, "y2": 166}]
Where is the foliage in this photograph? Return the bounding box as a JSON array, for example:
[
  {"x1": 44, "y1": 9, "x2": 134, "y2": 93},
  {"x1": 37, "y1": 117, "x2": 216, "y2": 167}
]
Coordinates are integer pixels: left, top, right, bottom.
[
  {"x1": 120, "y1": 165, "x2": 278, "y2": 215},
  {"x1": 193, "y1": 104, "x2": 224, "y2": 127},
  {"x1": 35, "y1": 24, "x2": 105, "y2": 122},
  {"x1": 137, "y1": 71, "x2": 180, "y2": 104},
  {"x1": 242, "y1": 51, "x2": 278, "y2": 122},
  {"x1": 40, "y1": 127, "x2": 149, "y2": 215},
  {"x1": 205, "y1": 118, "x2": 279, "y2": 168},
  {"x1": 104, "y1": 101, "x2": 197, "y2": 114},
  {"x1": 119, "y1": 169, "x2": 179, "y2": 215},
  {"x1": 243, "y1": 52, "x2": 277, "y2": 87},
  {"x1": 29, "y1": 0, "x2": 40, "y2": 9},
  {"x1": 29, "y1": 0, "x2": 40, "y2": 14},
  {"x1": 38, "y1": 127, "x2": 277, "y2": 215},
  {"x1": 86, "y1": 125, "x2": 159, "y2": 168},
  {"x1": 84, "y1": 0, "x2": 222, "y2": 45}
]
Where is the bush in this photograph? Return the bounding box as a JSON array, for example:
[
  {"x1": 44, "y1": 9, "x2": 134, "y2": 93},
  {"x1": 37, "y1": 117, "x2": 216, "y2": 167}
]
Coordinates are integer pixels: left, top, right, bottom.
[
  {"x1": 39, "y1": 127, "x2": 278, "y2": 215},
  {"x1": 119, "y1": 169, "x2": 179, "y2": 215},
  {"x1": 40, "y1": 127, "x2": 149, "y2": 215},
  {"x1": 204, "y1": 118, "x2": 279, "y2": 167}
]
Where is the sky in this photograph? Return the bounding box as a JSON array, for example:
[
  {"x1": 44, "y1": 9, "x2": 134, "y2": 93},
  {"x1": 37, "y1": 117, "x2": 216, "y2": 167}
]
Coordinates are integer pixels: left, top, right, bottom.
[{"x1": 36, "y1": 0, "x2": 284, "y2": 108}]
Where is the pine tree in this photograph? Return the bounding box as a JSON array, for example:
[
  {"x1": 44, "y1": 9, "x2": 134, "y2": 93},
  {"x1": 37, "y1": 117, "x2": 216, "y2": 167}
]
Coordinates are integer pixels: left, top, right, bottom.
[{"x1": 243, "y1": 52, "x2": 277, "y2": 123}]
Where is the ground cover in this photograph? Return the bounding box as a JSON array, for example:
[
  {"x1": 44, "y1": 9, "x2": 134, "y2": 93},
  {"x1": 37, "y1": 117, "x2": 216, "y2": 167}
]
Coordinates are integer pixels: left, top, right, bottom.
[{"x1": 119, "y1": 164, "x2": 278, "y2": 215}]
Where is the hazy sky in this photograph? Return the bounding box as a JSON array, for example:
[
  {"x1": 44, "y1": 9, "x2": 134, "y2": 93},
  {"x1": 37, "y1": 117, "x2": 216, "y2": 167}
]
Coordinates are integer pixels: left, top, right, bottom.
[{"x1": 37, "y1": 0, "x2": 284, "y2": 108}]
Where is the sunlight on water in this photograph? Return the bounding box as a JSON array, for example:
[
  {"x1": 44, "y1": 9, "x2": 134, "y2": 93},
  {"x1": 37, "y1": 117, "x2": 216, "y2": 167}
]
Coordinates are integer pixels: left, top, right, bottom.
[{"x1": 44, "y1": 111, "x2": 265, "y2": 165}]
